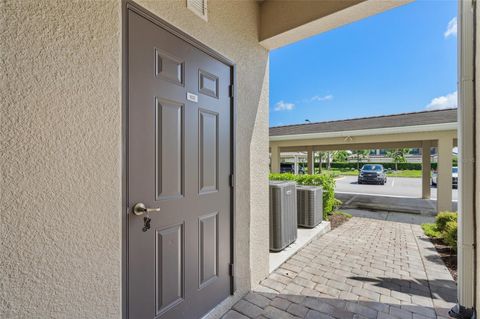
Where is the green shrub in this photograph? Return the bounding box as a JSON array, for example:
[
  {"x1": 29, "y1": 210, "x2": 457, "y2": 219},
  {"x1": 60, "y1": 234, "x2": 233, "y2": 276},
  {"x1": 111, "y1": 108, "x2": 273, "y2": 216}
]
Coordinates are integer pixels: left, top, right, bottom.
[
  {"x1": 333, "y1": 198, "x2": 343, "y2": 210},
  {"x1": 436, "y1": 212, "x2": 458, "y2": 232},
  {"x1": 270, "y1": 173, "x2": 297, "y2": 182},
  {"x1": 328, "y1": 162, "x2": 424, "y2": 170},
  {"x1": 269, "y1": 173, "x2": 336, "y2": 219},
  {"x1": 325, "y1": 161, "x2": 458, "y2": 171},
  {"x1": 421, "y1": 223, "x2": 441, "y2": 238},
  {"x1": 442, "y1": 221, "x2": 458, "y2": 251},
  {"x1": 422, "y1": 212, "x2": 458, "y2": 251}
]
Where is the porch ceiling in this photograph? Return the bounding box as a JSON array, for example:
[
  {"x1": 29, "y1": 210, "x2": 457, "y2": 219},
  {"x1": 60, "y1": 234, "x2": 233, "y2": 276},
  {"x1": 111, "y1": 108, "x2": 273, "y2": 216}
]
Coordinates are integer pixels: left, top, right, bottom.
[{"x1": 259, "y1": 0, "x2": 414, "y2": 49}]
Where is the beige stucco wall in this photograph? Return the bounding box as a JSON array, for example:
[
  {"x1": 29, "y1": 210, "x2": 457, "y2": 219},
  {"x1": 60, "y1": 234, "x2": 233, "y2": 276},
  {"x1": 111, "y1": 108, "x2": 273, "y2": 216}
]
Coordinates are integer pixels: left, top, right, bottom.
[
  {"x1": 1, "y1": 0, "x2": 269, "y2": 318},
  {"x1": 249, "y1": 61, "x2": 270, "y2": 286},
  {"x1": 1, "y1": 1, "x2": 122, "y2": 317}
]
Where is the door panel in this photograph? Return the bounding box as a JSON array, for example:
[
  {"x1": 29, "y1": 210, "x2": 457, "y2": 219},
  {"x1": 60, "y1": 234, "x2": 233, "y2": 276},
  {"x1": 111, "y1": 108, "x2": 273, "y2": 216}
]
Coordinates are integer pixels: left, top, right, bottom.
[
  {"x1": 155, "y1": 223, "x2": 184, "y2": 316},
  {"x1": 128, "y1": 9, "x2": 232, "y2": 319},
  {"x1": 155, "y1": 49, "x2": 185, "y2": 86},
  {"x1": 198, "y1": 212, "x2": 218, "y2": 288},
  {"x1": 155, "y1": 98, "x2": 184, "y2": 200},
  {"x1": 199, "y1": 109, "x2": 218, "y2": 194}
]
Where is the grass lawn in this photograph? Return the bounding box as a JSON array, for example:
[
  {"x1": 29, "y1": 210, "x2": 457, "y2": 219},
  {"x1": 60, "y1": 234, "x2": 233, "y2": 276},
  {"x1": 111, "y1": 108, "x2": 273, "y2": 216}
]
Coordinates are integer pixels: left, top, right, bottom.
[{"x1": 323, "y1": 169, "x2": 422, "y2": 178}]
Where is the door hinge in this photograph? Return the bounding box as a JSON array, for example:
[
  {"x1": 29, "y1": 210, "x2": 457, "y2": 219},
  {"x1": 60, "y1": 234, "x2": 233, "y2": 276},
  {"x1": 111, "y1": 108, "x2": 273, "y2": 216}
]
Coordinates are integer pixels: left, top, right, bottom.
[
  {"x1": 229, "y1": 174, "x2": 235, "y2": 188},
  {"x1": 229, "y1": 85, "x2": 234, "y2": 98},
  {"x1": 229, "y1": 263, "x2": 234, "y2": 276}
]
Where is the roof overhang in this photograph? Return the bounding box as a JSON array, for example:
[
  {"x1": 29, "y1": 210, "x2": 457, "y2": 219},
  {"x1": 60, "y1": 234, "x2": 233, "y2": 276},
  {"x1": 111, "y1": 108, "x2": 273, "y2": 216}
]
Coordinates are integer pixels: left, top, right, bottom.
[
  {"x1": 260, "y1": 0, "x2": 414, "y2": 50},
  {"x1": 270, "y1": 122, "x2": 458, "y2": 141}
]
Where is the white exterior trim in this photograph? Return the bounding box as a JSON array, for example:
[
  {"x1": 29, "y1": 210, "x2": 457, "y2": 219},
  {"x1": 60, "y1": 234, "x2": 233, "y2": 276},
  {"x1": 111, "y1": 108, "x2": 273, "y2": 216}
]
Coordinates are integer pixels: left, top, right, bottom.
[
  {"x1": 270, "y1": 122, "x2": 458, "y2": 141},
  {"x1": 457, "y1": 0, "x2": 476, "y2": 309}
]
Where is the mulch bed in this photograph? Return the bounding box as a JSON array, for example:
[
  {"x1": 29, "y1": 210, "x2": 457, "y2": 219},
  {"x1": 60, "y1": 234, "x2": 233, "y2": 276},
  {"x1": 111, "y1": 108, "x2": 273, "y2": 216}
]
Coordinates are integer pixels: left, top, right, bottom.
[
  {"x1": 328, "y1": 214, "x2": 350, "y2": 229},
  {"x1": 429, "y1": 237, "x2": 457, "y2": 281}
]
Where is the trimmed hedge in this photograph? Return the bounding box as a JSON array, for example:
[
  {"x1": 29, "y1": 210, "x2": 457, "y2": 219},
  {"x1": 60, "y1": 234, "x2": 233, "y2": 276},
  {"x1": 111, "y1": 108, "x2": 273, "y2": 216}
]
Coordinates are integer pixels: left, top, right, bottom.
[
  {"x1": 287, "y1": 162, "x2": 426, "y2": 170},
  {"x1": 328, "y1": 162, "x2": 425, "y2": 170},
  {"x1": 324, "y1": 160, "x2": 457, "y2": 171},
  {"x1": 269, "y1": 173, "x2": 336, "y2": 219},
  {"x1": 284, "y1": 158, "x2": 458, "y2": 172},
  {"x1": 421, "y1": 211, "x2": 458, "y2": 251},
  {"x1": 288, "y1": 162, "x2": 424, "y2": 170},
  {"x1": 443, "y1": 221, "x2": 458, "y2": 251},
  {"x1": 436, "y1": 212, "x2": 458, "y2": 232}
]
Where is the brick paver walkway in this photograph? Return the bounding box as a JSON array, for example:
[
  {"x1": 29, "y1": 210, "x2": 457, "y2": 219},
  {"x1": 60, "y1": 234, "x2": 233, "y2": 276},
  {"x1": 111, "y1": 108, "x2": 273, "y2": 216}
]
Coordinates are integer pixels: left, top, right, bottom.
[{"x1": 223, "y1": 217, "x2": 456, "y2": 319}]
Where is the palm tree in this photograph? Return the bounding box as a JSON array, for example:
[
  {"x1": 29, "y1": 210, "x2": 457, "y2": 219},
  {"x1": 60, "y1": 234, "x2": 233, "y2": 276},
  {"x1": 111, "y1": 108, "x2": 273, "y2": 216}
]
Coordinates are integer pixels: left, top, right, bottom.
[
  {"x1": 354, "y1": 150, "x2": 370, "y2": 170},
  {"x1": 386, "y1": 148, "x2": 411, "y2": 171},
  {"x1": 332, "y1": 150, "x2": 349, "y2": 163}
]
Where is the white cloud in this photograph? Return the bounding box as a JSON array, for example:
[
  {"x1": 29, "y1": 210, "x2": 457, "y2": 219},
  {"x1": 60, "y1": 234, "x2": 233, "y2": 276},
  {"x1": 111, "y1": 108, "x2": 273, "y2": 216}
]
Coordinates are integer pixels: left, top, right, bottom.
[
  {"x1": 425, "y1": 91, "x2": 457, "y2": 110},
  {"x1": 274, "y1": 100, "x2": 295, "y2": 111},
  {"x1": 310, "y1": 94, "x2": 333, "y2": 102},
  {"x1": 444, "y1": 17, "x2": 457, "y2": 38}
]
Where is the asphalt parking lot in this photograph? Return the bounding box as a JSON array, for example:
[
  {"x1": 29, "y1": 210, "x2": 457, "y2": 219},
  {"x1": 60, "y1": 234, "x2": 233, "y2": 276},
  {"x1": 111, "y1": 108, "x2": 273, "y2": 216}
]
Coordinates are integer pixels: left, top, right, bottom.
[{"x1": 335, "y1": 175, "x2": 458, "y2": 201}]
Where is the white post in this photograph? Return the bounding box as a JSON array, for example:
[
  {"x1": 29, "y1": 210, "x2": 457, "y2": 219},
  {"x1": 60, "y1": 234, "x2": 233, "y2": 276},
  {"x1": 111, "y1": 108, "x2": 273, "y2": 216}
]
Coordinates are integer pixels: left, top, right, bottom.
[
  {"x1": 318, "y1": 152, "x2": 322, "y2": 173},
  {"x1": 307, "y1": 147, "x2": 314, "y2": 174},
  {"x1": 294, "y1": 155, "x2": 299, "y2": 175},
  {"x1": 456, "y1": 0, "x2": 475, "y2": 309},
  {"x1": 270, "y1": 144, "x2": 280, "y2": 173},
  {"x1": 437, "y1": 137, "x2": 453, "y2": 212},
  {"x1": 422, "y1": 141, "x2": 431, "y2": 199}
]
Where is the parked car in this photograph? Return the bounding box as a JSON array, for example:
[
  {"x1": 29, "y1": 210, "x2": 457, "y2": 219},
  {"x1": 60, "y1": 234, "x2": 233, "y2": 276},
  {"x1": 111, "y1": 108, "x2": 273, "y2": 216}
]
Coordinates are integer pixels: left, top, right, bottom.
[
  {"x1": 280, "y1": 163, "x2": 305, "y2": 174},
  {"x1": 431, "y1": 167, "x2": 458, "y2": 188},
  {"x1": 358, "y1": 164, "x2": 387, "y2": 185}
]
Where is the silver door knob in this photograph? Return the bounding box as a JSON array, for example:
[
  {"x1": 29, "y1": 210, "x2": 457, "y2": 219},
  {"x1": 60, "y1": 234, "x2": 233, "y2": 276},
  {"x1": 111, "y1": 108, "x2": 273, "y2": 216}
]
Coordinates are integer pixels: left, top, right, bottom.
[{"x1": 132, "y1": 203, "x2": 161, "y2": 216}]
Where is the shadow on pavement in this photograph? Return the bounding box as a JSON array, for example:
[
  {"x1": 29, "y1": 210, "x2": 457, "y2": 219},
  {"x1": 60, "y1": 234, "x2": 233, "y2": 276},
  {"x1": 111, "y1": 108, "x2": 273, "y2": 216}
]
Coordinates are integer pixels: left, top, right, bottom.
[
  {"x1": 349, "y1": 276, "x2": 456, "y2": 303},
  {"x1": 223, "y1": 290, "x2": 455, "y2": 319},
  {"x1": 424, "y1": 253, "x2": 455, "y2": 267},
  {"x1": 336, "y1": 192, "x2": 440, "y2": 215},
  {"x1": 342, "y1": 209, "x2": 436, "y2": 225}
]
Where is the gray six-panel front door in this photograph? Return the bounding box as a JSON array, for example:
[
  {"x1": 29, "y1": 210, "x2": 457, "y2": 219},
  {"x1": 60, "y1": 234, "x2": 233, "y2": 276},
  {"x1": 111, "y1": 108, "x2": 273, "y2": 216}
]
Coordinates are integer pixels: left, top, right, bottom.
[{"x1": 128, "y1": 9, "x2": 232, "y2": 319}]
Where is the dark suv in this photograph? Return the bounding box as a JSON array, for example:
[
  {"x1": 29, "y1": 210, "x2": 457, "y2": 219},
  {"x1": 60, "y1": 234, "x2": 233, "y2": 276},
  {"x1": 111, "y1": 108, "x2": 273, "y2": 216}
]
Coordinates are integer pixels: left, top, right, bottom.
[
  {"x1": 358, "y1": 164, "x2": 387, "y2": 185},
  {"x1": 280, "y1": 163, "x2": 305, "y2": 174}
]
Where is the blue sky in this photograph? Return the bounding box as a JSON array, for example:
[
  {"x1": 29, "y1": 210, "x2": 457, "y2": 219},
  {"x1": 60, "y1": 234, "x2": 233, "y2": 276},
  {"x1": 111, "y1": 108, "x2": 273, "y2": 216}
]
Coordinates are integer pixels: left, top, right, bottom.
[{"x1": 269, "y1": 0, "x2": 458, "y2": 127}]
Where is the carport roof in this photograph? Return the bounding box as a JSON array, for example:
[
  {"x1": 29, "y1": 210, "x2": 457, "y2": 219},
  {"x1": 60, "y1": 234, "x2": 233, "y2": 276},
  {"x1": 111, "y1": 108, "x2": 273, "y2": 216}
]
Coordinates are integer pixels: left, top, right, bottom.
[{"x1": 270, "y1": 108, "x2": 457, "y2": 137}]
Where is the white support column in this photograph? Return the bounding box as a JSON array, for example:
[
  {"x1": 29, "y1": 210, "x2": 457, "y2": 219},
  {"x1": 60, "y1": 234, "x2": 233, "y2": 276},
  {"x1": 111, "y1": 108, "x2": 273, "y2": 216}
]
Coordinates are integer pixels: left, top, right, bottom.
[
  {"x1": 270, "y1": 144, "x2": 280, "y2": 173},
  {"x1": 294, "y1": 155, "x2": 299, "y2": 175},
  {"x1": 307, "y1": 147, "x2": 314, "y2": 175},
  {"x1": 457, "y1": 0, "x2": 476, "y2": 308},
  {"x1": 437, "y1": 137, "x2": 453, "y2": 212},
  {"x1": 318, "y1": 152, "x2": 322, "y2": 173},
  {"x1": 421, "y1": 141, "x2": 431, "y2": 199}
]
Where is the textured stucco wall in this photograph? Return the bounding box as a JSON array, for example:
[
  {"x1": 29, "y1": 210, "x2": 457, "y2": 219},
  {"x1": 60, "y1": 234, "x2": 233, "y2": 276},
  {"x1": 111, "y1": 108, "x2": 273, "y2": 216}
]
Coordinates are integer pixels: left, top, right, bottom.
[
  {"x1": 1, "y1": 1, "x2": 122, "y2": 318},
  {"x1": 249, "y1": 61, "x2": 270, "y2": 286},
  {"x1": 1, "y1": 0, "x2": 269, "y2": 318}
]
